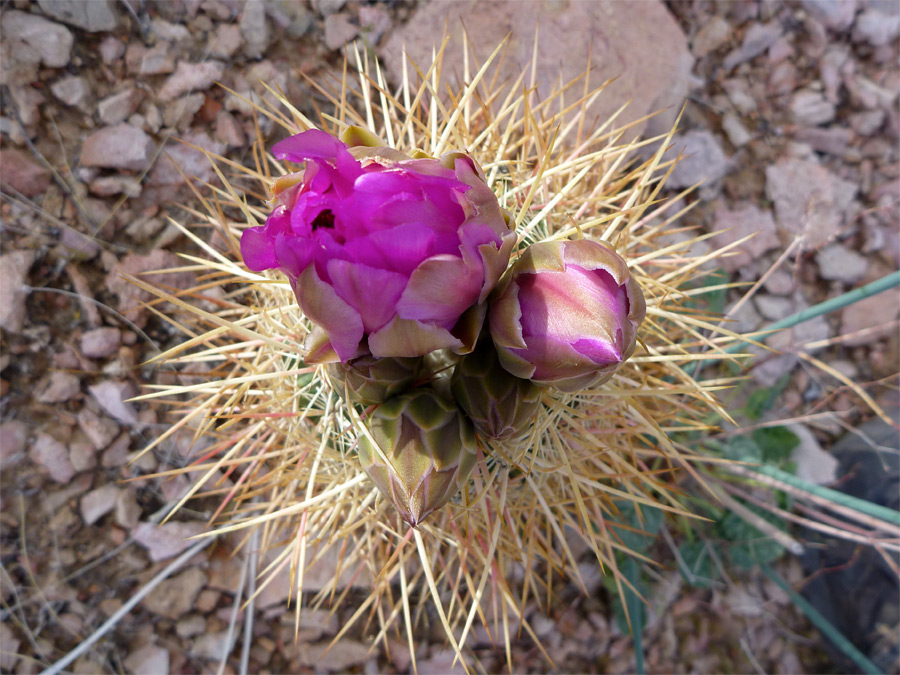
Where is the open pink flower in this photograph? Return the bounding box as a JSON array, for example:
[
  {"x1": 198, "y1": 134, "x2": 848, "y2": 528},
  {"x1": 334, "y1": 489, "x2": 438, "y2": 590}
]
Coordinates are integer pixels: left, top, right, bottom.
[
  {"x1": 488, "y1": 239, "x2": 646, "y2": 392},
  {"x1": 241, "y1": 128, "x2": 515, "y2": 361}
]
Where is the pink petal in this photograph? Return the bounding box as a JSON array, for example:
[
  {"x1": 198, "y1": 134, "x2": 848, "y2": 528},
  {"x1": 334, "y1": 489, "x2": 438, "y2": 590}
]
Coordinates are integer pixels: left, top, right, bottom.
[
  {"x1": 294, "y1": 266, "x2": 364, "y2": 361},
  {"x1": 326, "y1": 259, "x2": 407, "y2": 332},
  {"x1": 396, "y1": 255, "x2": 482, "y2": 327}
]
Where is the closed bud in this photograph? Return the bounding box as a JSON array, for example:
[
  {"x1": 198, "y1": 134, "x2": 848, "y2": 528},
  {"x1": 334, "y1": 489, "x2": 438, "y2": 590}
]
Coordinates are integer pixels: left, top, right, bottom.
[
  {"x1": 357, "y1": 389, "x2": 477, "y2": 526},
  {"x1": 451, "y1": 339, "x2": 542, "y2": 440},
  {"x1": 488, "y1": 239, "x2": 646, "y2": 392},
  {"x1": 327, "y1": 355, "x2": 423, "y2": 406}
]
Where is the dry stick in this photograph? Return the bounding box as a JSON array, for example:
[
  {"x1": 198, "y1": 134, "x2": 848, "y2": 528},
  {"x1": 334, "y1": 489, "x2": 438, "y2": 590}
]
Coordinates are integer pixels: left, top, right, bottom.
[
  {"x1": 708, "y1": 483, "x2": 804, "y2": 555},
  {"x1": 39, "y1": 537, "x2": 214, "y2": 675},
  {"x1": 240, "y1": 527, "x2": 259, "y2": 675}
]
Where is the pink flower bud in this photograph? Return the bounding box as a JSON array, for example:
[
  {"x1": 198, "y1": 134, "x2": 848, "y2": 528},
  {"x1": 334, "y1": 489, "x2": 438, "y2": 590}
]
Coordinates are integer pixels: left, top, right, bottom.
[{"x1": 488, "y1": 239, "x2": 646, "y2": 392}]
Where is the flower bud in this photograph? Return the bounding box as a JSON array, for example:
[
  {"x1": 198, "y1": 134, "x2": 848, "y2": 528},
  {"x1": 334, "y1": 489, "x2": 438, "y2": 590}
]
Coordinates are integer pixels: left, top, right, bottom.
[
  {"x1": 488, "y1": 239, "x2": 645, "y2": 392},
  {"x1": 240, "y1": 127, "x2": 515, "y2": 361},
  {"x1": 326, "y1": 355, "x2": 423, "y2": 406},
  {"x1": 450, "y1": 339, "x2": 542, "y2": 440},
  {"x1": 357, "y1": 389, "x2": 477, "y2": 526}
]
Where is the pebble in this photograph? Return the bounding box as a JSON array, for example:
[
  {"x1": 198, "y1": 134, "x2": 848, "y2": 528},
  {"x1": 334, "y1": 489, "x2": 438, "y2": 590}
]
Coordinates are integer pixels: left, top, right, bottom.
[
  {"x1": 50, "y1": 75, "x2": 89, "y2": 109},
  {"x1": 754, "y1": 294, "x2": 795, "y2": 321},
  {"x1": 849, "y1": 109, "x2": 885, "y2": 136},
  {"x1": 214, "y1": 110, "x2": 246, "y2": 148},
  {"x1": 763, "y1": 268, "x2": 795, "y2": 296},
  {"x1": 77, "y1": 407, "x2": 119, "y2": 450},
  {"x1": 99, "y1": 36, "x2": 125, "y2": 64},
  {"x1": 97, "y1": 89, "x2": 143, "y2": 126},
  {"x1": 80, "y1": 124, "x2": 155, "y2": 172},
  {"x1": 815, "y1": 243, "x2": 869, "y2": 283},
  {"x1": 789, "y1": 424, "x2": 838, "y2": 485},
  {"x1": 80, "y1": 327, "x2": 122, "y2": 359},
  {"x1": 0, "y1": 622, "x2": 20, "y2": 671},
  {"x1": 691, "y1": 15, "x2": 731, "y2": 57},
  {"x1": 0, "y1": 420, "x2": 28, "y2": 470},
  {"x1": 793, "y1": 127, "x2": 854, "y2": 156},
  {"x1": 37, "y1": 371, "x2": 81, "y2": 403},
  {"x1": 710, "y1": 201, "x2": 780, "y2": 272},
  {"x1": 190, "y1": 631, "x2": 236, "y2": 661},
  {"x1": 666, "y1": 130, "x2": 730, "y2": 190},
  {"x1": 104, "y1": 250, "x2": 195, "y2": 326},
  {"x1": 30, "y1": 433, "x2": 76, "y2": 484},
  {"x1": 89, "y1": 176, "x2": 142, "y2": 198},
  {"x1": 292, "y1": 641, "x2": 371, "y2": 672},
  {"x1": 128, "y1": 43, "x2": 175, "y2": 76},
  {"x1": 68, "y1": 440, "x2": 96, "y2": 473},
  {"x1": 176, "y1": 614, "x2": 207, "y2": 638},
  {"x1": 0, "y1": 251, "x2": 34, "y2": 333},
  {"x1": 132, "y1": 521, "x2": 207, "y2": 562},
  {"x1": 36, "y1": 0, "x2": 118, "y2": 32},
  {"x1": 158, "y1": 61, "x2": 226, "y2": 102},
  {"x1": 142, "y1": 566, "x2": 208, "y2": 619},
  {"x1": 790, "y1": 89, "x2": 836, "y2": 126},
  {"x1": 88, "y1": 381, "x2": 139, "y2": 425},
  {"x1": 722, "y1": 78, "x2": 757, "y2": 114},
  {"x1": 324, "y1": 12, "x2": 359, "y2": 50},
  {"x1": 0, "y1": 149, "x2": 50, "y2": 197},
  {"x1": 853, "y1": 9, "x2": 900, "y2": 47},
  {"x1": 80, "y1": 484, "x2": 120, "y2": 525},
  {"x1": 124, "y1": 644, "x2": 169, "y2": 675},
  {"x1": 115, "y1": 488, "x2": 142, "y2": 528},
  {"x1": 800, "y1": 0, "x2": 858, "y2": 31},
  {"x1": 240, "y1": 0, "x2": 271, "y2": 58},
  {"x1": 150, "y1": 17, "x2": 191, "y2": 42},
  {"x1": 358, "y1": 5, "x2": 391, "y2": 45},
  {"x1": 207, "y1": 23, "x2": 244, "y2": 59},
  {"x1": 100, "y1": 431, "x2": 131, "y2": 467},
  {"x1": 723, "y1": 21, "x2": 782, "y2": 71},
  {"x1": 721, "y1": 113, "x2": 751, "y2": 147},
  {"x1": 840, "y1": 288, "x2": 900, "y2": 346},
  {"x1": 1, "y1": 10, "x2": 73, "y2": 68},
  {"x1": 162, "y1": 93, "x2": 205, "y2": 131}
]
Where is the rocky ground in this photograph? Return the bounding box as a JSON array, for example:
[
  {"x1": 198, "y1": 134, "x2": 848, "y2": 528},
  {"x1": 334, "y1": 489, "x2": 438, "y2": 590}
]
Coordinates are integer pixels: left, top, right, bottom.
[{"x1": 0, "y1": 0, "x2": 897, "y2": 672}]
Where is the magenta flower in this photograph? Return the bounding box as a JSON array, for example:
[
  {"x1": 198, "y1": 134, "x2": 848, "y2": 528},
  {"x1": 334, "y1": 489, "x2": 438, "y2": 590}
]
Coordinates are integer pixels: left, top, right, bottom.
[
  {"x1": 241, "y1": 128, "x2": 515, "y2": 361},
  {"x1": 488, "y1": 239, "x2": 646, "y2": 392}
]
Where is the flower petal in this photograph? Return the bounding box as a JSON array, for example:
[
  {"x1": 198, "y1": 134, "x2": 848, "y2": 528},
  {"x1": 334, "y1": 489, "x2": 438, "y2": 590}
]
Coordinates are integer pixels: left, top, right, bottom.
[
  {"x1": 396, "y1": 255, "x2": 482, "y2": 326},
  {"x1": 294, "y1": 266, "x2": 364, "y2": 362},
  {"x1": 368, "y1": 316, "x2": 463, "y2": 357},
  {"x1": 326, "y1": 259, "x2": 407, "y2": 333}
]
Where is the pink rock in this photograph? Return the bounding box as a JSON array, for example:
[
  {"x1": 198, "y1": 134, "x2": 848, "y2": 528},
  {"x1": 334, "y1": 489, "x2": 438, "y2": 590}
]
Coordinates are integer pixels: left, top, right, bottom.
[
  {"x1": 158, "y1": 61, "x2": 225, "y2": 102},
  {"x1": 207, "y1": 23, "x2": 243, "y2": 59},
  {"x1": 710, "y1": 202, "x2": 780, "y2": 272},
  {"x1": 104, "y1": 250, "x2": 196, "y2": 327},
  {"x1": 1, "y1": 10, "x2": 73, "y2": 68},
  {"x1": 50, "y1": 75, "x2": 89, "y2": 108},
  {"x1": 77, "y1": 408, "x2": 119, "y2": 450},
  {"x1": 142, "y1": 567, "x2": 207, "y2": 619},
  {"x1": 88, "y1": 381, "x2": 139, "y2": 425},
  {"x1": 214, "y1": 110, "x2": 246, "y2": 148},
  {"x1": 0, "y1": 622, "x2": 21, "y2": 671},
  {"x1": 80, "y1": 484, "x2": 120, "y2": 525},
  {"x1": 68, "y1": 440, "x2": 97, "y2": 472},
  {"x1": 80, "y1": 327, "x2": 122, "y2": 359},
  {"x1": 97, "y1": 88, "x2": 143, "y2": 126},
  {"x1": 840, "y1": 288, "x2": 900, "y2": 346},
  {"x1": 124, "y1": 644, "x2": 169, "y2": 675},
  {"x1": 80, "y1": 124, "x2": 155, "y2": 171},
  {"x1": 99, "y1": 36, "x2": 125, "y2": 64},
  {"x1": 100, "y1": 431, "x2": 131, "y2": 467},
  {"x1": 666, "y1": 130, "x2": 730, "y2": 190},
  {"x1": 0, "y1": 420, "x2": 28, "y2": 470},
  {"x1": 0, "y1": 251, "x2": 34, "y2": 333},
  {"x1": 30, "y1": 433, "x2": 76, "y2": 484},
  {"x1": 380, "y1": 0, "x2": 693, "y2": 141},
  {"x1": 692, "y1": 15, "x2": 732, "y2": 57},
  {"x1": 0, "y1": 149, "x2": 50, "y2": 197},
  {"x1": 723, "y1": 21, "x2": 782, "y2": 70},
  {"x1": 36, "y1": 371, "x2": 81, "y2": 403},
  {"x1": 324, "y1": 12, "x2": 358, "y2": 50},
  {"x1": 115, "y1": 488, "x2": 142, "y2": 528},
  {"x1": 149, "y1": 129, "x2": 224, "y2": 187},
  {"x1": 800, "y1": 0, "x2": 857, "y2": 31},
  {"x1": 132, "y1": 521, "x2": 207, "y2": 562}
]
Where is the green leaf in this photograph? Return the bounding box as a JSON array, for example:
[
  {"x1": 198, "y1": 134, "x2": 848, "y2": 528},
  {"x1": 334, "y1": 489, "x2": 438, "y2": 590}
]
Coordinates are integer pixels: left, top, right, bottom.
[
  {"x1": 722, "y1": 435, "x2": 762, "y2": 463},
  {"x1": 612, "y1": 500, "x2": 664, "y2": 553},
  {"x1": 743, "y1": 374, "x2": 790, "y2": 420},
  {"x1": 677, "y1": 540, "x2": 718, "y2": 588},
  {"x1": 752, "y1": 426, "x2": 800, "y2": 464}
]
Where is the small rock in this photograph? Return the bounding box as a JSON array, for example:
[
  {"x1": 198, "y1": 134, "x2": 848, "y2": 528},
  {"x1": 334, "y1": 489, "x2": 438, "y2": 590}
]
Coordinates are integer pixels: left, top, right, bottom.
[
  {"x1": 816, "y1": 243, "x2": 868, "y2": 283},
  {"x1": 80, "y1": 327, "x2": 122, "y2": 359},
  {"x1": 37, "y1": 0, "x2": 118, "y2": 32},
  {"x1": 207, "y1": 23, "x2": 243, "y2": 59},
  {"x1": 414, "y1": 649, "x2": 467, "y2": 675},
  {"x1": 0, "y1": 149, "x2": 50, "y2": 197},
  {"x1": 191, "y1": 631, "x2": 236, "y2": 661},
  {"x1": 143, "y1": 566, "x2": 207, "y2": 619},
  {"x1": 149, "y1": 129, "x2": 224, "y2": 187},
  {"x1": 768, "y1": 61, "x2": 797, "y2": 96},
  {"x1": 0, "y1": 251, "x2": 34, "y2": 333},
  {"x1": 115, "y1": 488, "x2": 142, "y2": 528},
  {"x1": 150, "y1": 17, "x2": 191, "y2": 42},
  {"x1": 1, "y1": 10, "x2": 73, "y2": 68},
  {"x1": 105, "y1": 250, "x2": 196, "y2": 327},
  {"x1": 81, "y1": 124, "x2": 155, "y2": 171},
  {"x1": 68, "y1": 440, "x2": 96, "y2": 472},
  {"x1": 50, "y1": 75, "x2": 89, "y2": 109},
  {"x1": 666, "y1": 130, "x2": 730, "y2": 191},
  {"x1": 0, "y1": 420, "x2": 28, "y2": 470},
  {"x1": 691, "y1": 15, "x2": 731, "y2": 57},
  {"x1": 849, "y1": 109, "x2": 885, "y2": 136},
  {"x1": 853, "y1": 9, "x2": 900, "y2": 46},
  {"x1": 37, "y1": 371, "x2": 81, "y2": 403},
  {"x1": 358, "y1": 5, "x2": 391, "y2": 45},
  {"x1": 0, "y1": 622, "x2": 20, "y2": 672},
  {"x1": 88, "y1": 381, "x2": 139, "y2": 425},
  {"x1": 176, "y1": 614, "x2": 207, "y2": 638},
  {"x1": 754, "y1": 294, "x2": 795, "y2": 321},
  {"x1": 763, "y1": 268, "x2": 795, "y2": 296},
  {"x1": 124, "y1": 644, "x2": 169, "y2": 675},
  {"x1": 125, "y1": 216, "x2": 166, "y2": 243},
  {"x1": 724, "y1": 298, "x2": 762, "y2": 334},
  {"x1": 293, "y1": 641, "x2": 371, "y2": 671},
  {"x1": 97, "y1": 89, "x2": 143, "y2": 126},
  {"x1": 324, "y1": 12, "x2": 358, "y2": 50},
  {"x1": 710, "y1": 202, "x2": 780, "y2": 273},
  {"x1": 30, "y1": 432, "x2": 76, "y2": 484},
  {"x1": 240, "y1": 0, "x2": 270, "y2": 58},
  {"x1": 132, "y1": 521, "x2": 207, "y2": 562},
  {"x1": 80, "y1": 484, "x2": 120, "y2": 525},
  {"x1": 158, "y1": 61, "x2": 225, "y2": 102},
  {"x1": 722, "y1": 78, "x2": 757, "y2": 114},
  {"x1": 721, "y1": 112, "x2": 751, "y2": 147},
  {"x1": 840, "y1": 287, "x2": 900, "y2": 346},
  {"x1": 214, "y1": 110, "x2": 246, "y2": 148},
  {"x1": 793, "y1": 127, "x2": 853, "y2": 156},
  {"x1": 723, "y1": 21, "x2": 782, "y2": 70},
  {"x1": 77, "y1": 408, "x2": 119, "y2": 449},
  {"x1": 162, "y1": 93, "x2": 205, "y2": 131},
  {"x1": 101, "y1": 432, "x2": 131, "y2": 467},
  {"x1": 789, "y1": 424, "x2": 838, "y2": 484},
  {"x1": 89, "y1": 176, "x2": 142, "y2": 198},
  {"x1": 791, "y1": 89, "x2": 836, "y2": 126},
  {"x1": 98, "y1": 36, "x2": 124, "y2": 64},
  {"x1": 800, "y1": 0, "x2": 857, "y2": 31},
  {"x1": 129, "y1": 43, "x2": 176, "y2": 76}
]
